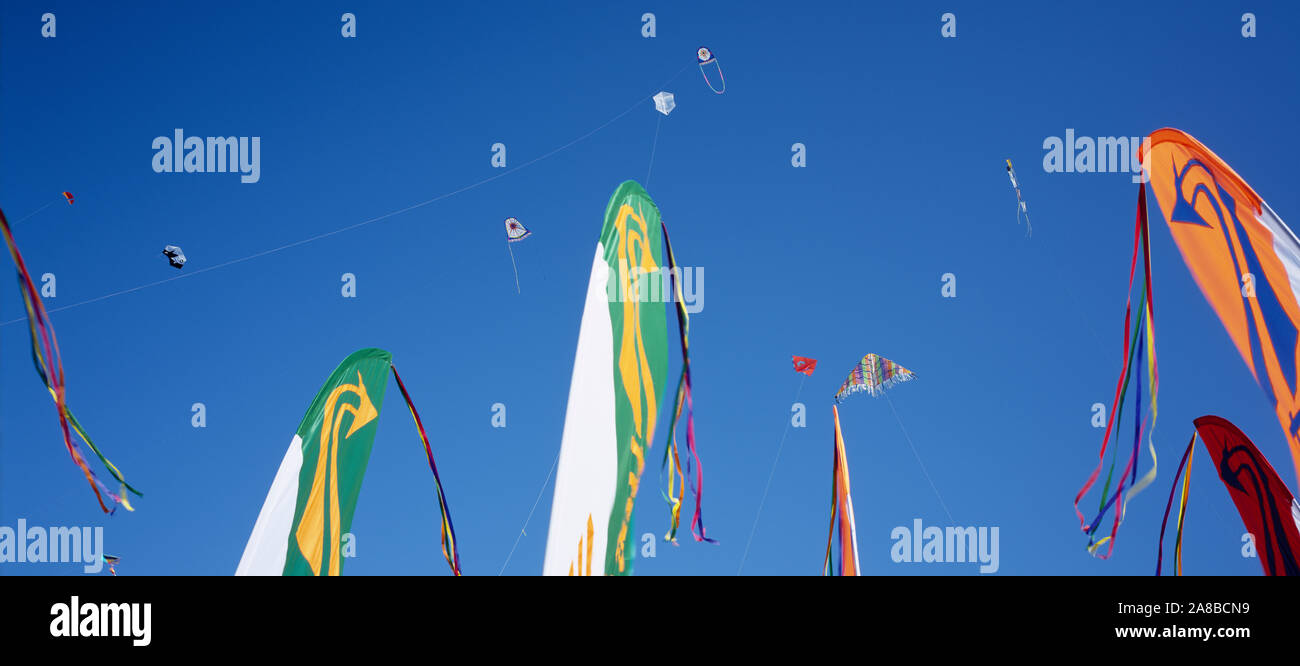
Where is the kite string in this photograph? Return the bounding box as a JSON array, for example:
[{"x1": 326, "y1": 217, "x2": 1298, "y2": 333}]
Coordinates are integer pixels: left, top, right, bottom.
[
  {"x1": 736, "y1": 374, "x2": 806, "y2": 575},
  {"x1": 497, "y1": 447, "x2": 561, "y2": 576},
  {"x1": 10, "y1": 201, "x2": 55, "y2": 226},
  {"x1": 645, "y1": 112, "x2": 663, "y2": 188},
  {"x1": 883, "y1": 391, "x2": 955, "y2": 524},
  {"x1": 507, "y1": 241, "x2": 520, "y2": 294},
  {"x1": 1, "y1": 64, "x2": 696, "y2": 329}
]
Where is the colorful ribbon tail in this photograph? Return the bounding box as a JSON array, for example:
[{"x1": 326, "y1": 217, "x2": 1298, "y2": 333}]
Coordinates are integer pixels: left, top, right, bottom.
[
  {"x1": 391, "y1": 365, "x2": 462, "y2": 576},
  {"x1": 1, "y1": 207, "x2": 138, "y2": 513},
  {"x1": 662, "y1": 369, "x2": 687, "y2": 543},
  {"x1": 1077, "y1": 182, "x2": 1157, "y2": 557},
  {"x1": 662, "y1": 221, "x2": 712, "y2": 545},
  {"x1": 1155, "y1": 433, "x2": 1197, "y2": 575}
]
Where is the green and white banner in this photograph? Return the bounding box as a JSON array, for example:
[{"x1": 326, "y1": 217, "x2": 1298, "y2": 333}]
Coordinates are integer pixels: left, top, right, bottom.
[
  {"x1": 543, "y1": 181, "x2": 668, "y2": 576},
  {"x1": 237, "y1": 348, "x2": 392, "y2": 576}
]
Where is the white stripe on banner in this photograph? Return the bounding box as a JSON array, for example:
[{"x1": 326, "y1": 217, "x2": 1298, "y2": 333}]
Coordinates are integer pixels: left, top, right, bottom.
[
  {"x1": 236, "y1": 435, "x2": 304, "y2": 576},
  {"x1": 543, "y1": 246, "x2": 619, "y2": 576}
]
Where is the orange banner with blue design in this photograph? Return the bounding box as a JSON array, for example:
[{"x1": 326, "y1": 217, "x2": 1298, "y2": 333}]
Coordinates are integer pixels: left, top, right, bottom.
[{"x1": 1142, "y1": 129, "x2": 1300, "y2": 483}]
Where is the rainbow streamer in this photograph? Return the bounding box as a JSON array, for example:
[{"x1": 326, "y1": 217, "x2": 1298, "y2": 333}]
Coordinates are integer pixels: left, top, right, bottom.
[
  {"x1": 1156, "y1": 434, "x2": 1197, "y2": 576},
  {"x1": 659, "y1": 221, "x2": 713, "y2": 544},
  {"x1": 1175, "y1": 443, "x2": 1194, "y2": 575},
  {"x1": 822, "y1": 405, "x2": 859, "y2": 575},
  {"x1": 390, "y1": 364, "x2": 462, "y2": 576},
  {"x1": 1074, "y1": 182, "x2": 1158, "y2": 558},
  {"x1": 0, "y1": 206, "x2": 138, "y2": 512}
]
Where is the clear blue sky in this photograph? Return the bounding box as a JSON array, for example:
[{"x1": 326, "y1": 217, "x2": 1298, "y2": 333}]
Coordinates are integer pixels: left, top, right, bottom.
[{"x1": 2, "y1": 1, "x2": 1299, "y2": 575}]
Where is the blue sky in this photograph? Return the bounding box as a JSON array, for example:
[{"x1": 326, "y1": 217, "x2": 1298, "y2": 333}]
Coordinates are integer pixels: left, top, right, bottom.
[{"x1": 2, "y1": 1, "x2": 1299, "y2": 575}]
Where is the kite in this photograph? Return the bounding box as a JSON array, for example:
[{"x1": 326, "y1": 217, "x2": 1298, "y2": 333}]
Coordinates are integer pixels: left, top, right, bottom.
[
  {"x1": 9, "y1": 192, "x2": 76, "y2": 226},
  {"x1": 162, "y1": 245, "x2": 186, "y2": 269},
  {"x1": 103, "y1": 554, "x2": 120, "y2": 576},
  {"x1": 1074, "y1": 182, "x2": 1159, "y2": 559},
  {"x1": 1142, "y1": 128, "x2": 1300, "y2": 485},
  {"x1": 1157, "y1": 416, "x2": 1300, "y2": 576},
  {"x1": 832, "y1": 352, "x2": 954, "y2": 522},
  {"x1": 236, "y1": 348, "x2": 461, "y2": 576},
  {"x1": 793, "y1": 356, "x2": 817, "y2": 376},
  {"x1": 0, "y1": 206, "x2": 140, "y2": 513},
  {"x1": 823, "y1": 405, "x2": 861, "y2": 575},
  {"x1": 653, "y1": 91, "x2": 675, "y2": 116},
  {"x1": 1006, "y1": 159, "x2": 1030, "y2": 236},
  {"x1": 504, "y1": 217, "x2": 529, "y2": 293},
  {"x1": 697, "y1": 46, "x2": 725, "y2": 94},
  {"x1": 505, "y1": 217, "x2": 530, "y2": 242},
  {"x1": 834, "y1": 353, "x2": 916, "y2": 402},
  {"x1": 543, "y1": 181, "x2": 709, "y2": 575}
]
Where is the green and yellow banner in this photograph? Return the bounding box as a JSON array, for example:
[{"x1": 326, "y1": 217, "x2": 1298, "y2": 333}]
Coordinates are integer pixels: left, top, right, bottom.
[{"x1": 237, "y1": 348, "x2": 392, "y2": 576}]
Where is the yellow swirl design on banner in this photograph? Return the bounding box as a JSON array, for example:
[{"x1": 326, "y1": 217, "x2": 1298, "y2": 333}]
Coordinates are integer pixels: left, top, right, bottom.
[
  {"x1": 295, "y1": 371, "x2": 379, "y2": 576},
  {"x1": 612, "y1": 201, "x2": 659, "y2": 573}
]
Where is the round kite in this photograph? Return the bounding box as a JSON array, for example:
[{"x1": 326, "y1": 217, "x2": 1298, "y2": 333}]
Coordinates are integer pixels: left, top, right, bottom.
[
  {"x1": 503, "y1": 217, "x2": 530, "y2": 293},
  {"x1": 697, "y1": 46, "x2": 725, "y2": 94}
]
